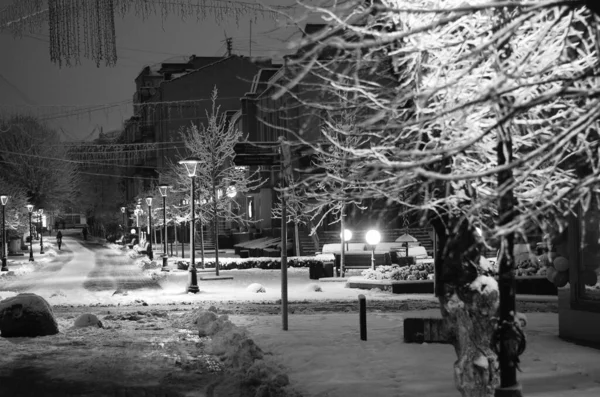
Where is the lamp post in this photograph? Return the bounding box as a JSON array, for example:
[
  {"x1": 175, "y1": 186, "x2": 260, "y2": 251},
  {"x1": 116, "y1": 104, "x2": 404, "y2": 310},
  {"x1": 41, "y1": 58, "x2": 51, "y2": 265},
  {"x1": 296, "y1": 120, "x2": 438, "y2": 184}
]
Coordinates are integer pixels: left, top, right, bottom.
[
  {"x1": 179, "y1": 156, "x2": 202, "y2": 293},
  {"x1": 39, "y1": 208, "x2": 44, "y2": 254},
  {"x1": 365, "y1": 230, "x2": 381, "y2": 271},
  {"x1": 340, "y1": 229, "x2": 352, "y2": 277},
  {"x1": 27, "y1": 204, "x2": 34, "y2": 262},
  {"x1": 121, "y1": 207, "x2": 126, "y2": 233},
  {"x1": 1, "y1": 194, "x2": 8, "y2": 272},
  {"x1": 158, "y1": 184, "x2": 169, "y2": 271},
  {"x1": 213, "y1": 185, "x2": 237, "y2": 276},
  {"x1": 146, "y1": 196, "x2": 153, "y2": 260}
]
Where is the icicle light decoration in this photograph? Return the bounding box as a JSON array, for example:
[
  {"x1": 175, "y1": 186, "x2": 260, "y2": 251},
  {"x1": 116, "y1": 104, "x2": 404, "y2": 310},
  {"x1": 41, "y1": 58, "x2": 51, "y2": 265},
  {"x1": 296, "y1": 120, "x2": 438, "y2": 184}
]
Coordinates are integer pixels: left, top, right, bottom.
[
  {"x1": 1, "y1": 0, "x2": 278, "y2": 68},
  {"x1": 48, "y1": 0, "x2": 117, "y2": 67}
]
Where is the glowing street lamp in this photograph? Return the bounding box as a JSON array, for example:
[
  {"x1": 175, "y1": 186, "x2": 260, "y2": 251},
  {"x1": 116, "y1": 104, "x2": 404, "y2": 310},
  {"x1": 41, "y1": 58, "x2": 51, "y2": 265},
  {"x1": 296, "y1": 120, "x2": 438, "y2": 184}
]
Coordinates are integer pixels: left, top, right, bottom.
[
  {"x1": 39, "y1": 208, "x2": 44, "y2": 254},
  {"x1": 179, "y1": 156, "x2": 202, "y2": 293},
  {"x1": 1, "y1": 194, "x2": 8, "y2": 271},
  {"x1": 146, "y1": 196, "x2": 153, "y2": 260},
  {"x1": 340, "y1": 229, "x2": 352, "y2": 251},
  {"x1": 365, "y1": 230, "x2": 381, "y2": 270},
  {"x1": 158, "y1": 184, "x2": 169, "y2": 271},
  {"x1": 26, "y1": 204, "x2": 34, "y2": 262}
]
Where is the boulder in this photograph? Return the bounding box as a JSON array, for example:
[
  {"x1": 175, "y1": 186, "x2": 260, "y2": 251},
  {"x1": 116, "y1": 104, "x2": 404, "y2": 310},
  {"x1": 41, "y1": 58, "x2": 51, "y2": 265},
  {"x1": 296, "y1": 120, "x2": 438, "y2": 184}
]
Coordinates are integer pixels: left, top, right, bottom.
[
  {"x1": 0, "y1": 293, "x2": 59, "y2": 337},
  {"x1": 74, "y1": 313, "x2": 103, "y2": 328}
]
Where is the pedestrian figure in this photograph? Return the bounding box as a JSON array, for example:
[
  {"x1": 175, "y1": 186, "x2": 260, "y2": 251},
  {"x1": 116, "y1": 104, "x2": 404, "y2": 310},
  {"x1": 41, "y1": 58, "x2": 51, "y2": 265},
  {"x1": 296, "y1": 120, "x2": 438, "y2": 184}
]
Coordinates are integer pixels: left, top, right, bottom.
[
  {"x1": 82, "y1": 227, "x2": 88, "y2": 241},
  {"x1": 56, "y1": 231, "x2": 63, "y2": 250}
]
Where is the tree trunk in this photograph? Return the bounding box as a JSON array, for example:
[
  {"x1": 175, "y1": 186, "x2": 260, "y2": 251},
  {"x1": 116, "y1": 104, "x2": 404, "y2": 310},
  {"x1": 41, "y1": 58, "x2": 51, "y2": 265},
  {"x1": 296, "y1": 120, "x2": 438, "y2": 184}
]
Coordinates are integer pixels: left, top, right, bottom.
[{"x1": 436, "y1": 217, "x2": 500, "y2": 396}]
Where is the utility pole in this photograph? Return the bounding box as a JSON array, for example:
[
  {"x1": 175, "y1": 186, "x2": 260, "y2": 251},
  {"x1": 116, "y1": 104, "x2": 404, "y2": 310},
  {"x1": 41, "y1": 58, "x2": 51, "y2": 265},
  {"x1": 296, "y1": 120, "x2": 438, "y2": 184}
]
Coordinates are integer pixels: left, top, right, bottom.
[{"x1": 249, "y1": 20, "x2": 252, "y2": 57}]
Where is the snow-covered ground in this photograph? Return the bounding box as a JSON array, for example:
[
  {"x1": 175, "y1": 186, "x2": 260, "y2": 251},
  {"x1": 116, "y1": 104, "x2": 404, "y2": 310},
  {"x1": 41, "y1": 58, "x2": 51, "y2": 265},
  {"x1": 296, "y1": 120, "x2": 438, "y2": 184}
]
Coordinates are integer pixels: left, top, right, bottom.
[{"x1": 1, "y1": 232, "x2": 600, "y2": 396}]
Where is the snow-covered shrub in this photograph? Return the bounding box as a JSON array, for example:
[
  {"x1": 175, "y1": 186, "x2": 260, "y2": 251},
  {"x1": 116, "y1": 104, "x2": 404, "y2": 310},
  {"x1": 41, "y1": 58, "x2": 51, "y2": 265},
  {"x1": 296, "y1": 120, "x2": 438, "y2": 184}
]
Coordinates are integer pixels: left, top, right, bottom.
[
  {"x1": 306, "y1": 283, "x2": 322, "y2": 292},
  {"x1": 247, "y1": 283, "x2": 266, "y2": 293},
  {"x1": 361, "y1": 263, "x2": 434, "y2": 281}
]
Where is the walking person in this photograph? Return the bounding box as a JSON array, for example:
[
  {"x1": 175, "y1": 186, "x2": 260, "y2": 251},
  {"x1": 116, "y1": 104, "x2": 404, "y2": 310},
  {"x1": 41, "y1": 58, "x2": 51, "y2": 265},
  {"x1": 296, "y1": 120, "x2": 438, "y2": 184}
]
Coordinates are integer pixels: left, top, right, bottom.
[
  {"x1": 56, "y1": 230, "x2": 63, "y2": 250},
  {"x1": 82, "y1": 226, "x2": 88, "y2": 241}
]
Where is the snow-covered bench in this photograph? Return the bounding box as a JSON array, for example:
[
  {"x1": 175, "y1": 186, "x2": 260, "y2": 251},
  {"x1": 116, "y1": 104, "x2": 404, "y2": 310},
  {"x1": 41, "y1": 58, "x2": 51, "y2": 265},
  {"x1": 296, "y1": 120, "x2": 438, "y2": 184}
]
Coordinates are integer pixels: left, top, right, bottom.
[{"x1": 134, "y1": 241, "x2": 150, "y2": 255}]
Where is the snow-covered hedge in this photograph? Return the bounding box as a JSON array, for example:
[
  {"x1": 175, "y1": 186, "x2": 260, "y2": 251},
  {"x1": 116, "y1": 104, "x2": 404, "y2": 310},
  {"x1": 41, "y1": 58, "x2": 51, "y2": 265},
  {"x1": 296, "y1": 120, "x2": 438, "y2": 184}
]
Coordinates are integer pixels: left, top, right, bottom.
[
  {"x1": 361, "y1": 263, "x2": 435, "y2": 281},
  {"x1": 177, "y1": 257, "x2": 326, "y2": 271}
]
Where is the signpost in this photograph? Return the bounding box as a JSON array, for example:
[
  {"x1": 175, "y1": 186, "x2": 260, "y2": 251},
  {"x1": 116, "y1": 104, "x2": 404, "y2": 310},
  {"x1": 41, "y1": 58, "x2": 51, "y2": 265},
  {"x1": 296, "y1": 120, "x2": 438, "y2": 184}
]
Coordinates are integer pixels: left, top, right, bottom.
[{"x1": 233, "y1": 140, "x2": 290, "y2": 330}]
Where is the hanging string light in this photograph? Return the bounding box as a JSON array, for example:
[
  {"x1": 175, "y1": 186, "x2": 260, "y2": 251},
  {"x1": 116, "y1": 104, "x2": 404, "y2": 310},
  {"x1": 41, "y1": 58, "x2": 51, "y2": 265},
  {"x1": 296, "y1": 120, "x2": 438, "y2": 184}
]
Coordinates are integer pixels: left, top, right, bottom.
[
  {"x1": 48, "y1": 0, "x2": 117, "y2": 67},
  {"x1": 2, "y1": 0, "x2": 279, "y2": 68}
]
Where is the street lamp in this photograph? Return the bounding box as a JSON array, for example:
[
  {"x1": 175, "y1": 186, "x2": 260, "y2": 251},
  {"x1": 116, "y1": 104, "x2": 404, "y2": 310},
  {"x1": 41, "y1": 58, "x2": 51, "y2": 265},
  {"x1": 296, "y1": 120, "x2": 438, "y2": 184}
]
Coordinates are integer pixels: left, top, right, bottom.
[
  {"x1": 1, "y1": 194, "x2": 8, "y2": 272},
  {"x1": 340, "y1": 229, "x2": 352, "y2": 251},
  {"x1": 158, "y1": 184, "x2": 169, "y2": 271},
  {"x1": 179, "y1": 156, "x2": 202, "y2": 293},
  {"x1": 39, "y1": 208, "x2": 44, "y2": 254},
  {"x1": 146, "y1": 196, "x2": 153, "y2": 260},
  {"x1": 121, "y1": 207, "x2": 126, "y2": 232},
  {"x1": 26, "y1": 204, "x2": 34, "y2": 262},
  {"x1": 365, "y1": 230, "x2": 381, "y2": 270}
]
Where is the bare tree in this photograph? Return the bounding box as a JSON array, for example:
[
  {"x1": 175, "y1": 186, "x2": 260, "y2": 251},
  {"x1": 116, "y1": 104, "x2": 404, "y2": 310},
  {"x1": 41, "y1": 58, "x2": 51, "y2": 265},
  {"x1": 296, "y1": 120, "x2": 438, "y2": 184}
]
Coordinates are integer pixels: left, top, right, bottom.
[
  {"x1": 276, "y1": 0, "x2": 599, "y2": 395},
  {"x1": 175, "y1": 87, "x2": 264, "y2": 275},
  {"x1": 0, "y1": 115, "x2": 80, "y2": 213}
]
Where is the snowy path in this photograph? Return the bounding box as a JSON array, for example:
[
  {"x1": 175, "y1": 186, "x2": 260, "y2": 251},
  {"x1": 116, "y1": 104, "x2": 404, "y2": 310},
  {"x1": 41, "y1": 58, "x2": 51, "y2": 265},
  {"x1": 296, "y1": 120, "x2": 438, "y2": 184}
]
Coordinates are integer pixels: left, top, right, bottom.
[{"x1": 0, "y1": 235, "x2": 161, "y2": 302}]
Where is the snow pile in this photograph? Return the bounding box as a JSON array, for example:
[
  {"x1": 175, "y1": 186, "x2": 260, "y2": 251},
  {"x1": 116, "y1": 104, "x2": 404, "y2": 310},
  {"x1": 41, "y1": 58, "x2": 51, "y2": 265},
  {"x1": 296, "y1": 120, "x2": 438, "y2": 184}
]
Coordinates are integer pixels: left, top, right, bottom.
[
  {"x1": 0, "y1": 262, "x2": 36, "y2": 279},
  {"x1": 190, "y1": 307, "x2": 297, "y2": 397},
  {"x1": 137, "y1": 258, "x2": 161, "y2": 271},
  {"x1": 247, "y1": 283, "x2": 266, "y2": 293},
  {"x1": 470, "y1": 275, "x2": 499, "y2": 295}
]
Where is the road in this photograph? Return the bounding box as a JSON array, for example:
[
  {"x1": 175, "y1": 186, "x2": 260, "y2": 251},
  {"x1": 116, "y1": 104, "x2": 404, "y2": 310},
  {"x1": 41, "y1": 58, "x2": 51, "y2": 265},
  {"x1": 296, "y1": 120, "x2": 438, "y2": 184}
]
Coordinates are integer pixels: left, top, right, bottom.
[{"x1": 0, "y1": 232, "x2": 161, "y2": 296}]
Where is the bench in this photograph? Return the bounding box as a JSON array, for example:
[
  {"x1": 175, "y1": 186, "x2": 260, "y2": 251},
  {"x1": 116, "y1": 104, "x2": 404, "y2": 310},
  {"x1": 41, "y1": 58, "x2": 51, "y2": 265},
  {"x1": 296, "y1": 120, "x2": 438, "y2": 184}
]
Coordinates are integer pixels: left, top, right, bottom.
[
  {"x1": 334, "y1": 251, "x2": 391, "y2": 270},
  {"x1": 234, "y1": 237, "x2": 270, "y2": 255},
  {"x1": 134, "y1": 241, "x2": 150, "y2": 255},
  {"x1": 127, "y1": 238, "x2": 139, "y2": 249}
]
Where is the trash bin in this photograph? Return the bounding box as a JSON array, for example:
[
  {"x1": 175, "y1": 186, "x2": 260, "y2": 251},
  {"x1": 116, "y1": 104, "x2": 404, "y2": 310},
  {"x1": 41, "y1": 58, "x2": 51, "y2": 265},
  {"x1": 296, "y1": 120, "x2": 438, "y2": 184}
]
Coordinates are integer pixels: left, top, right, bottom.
[
  {"x1": 323, "y1": 261, "x2": 334, "y2": 278},
  {"x1": 309, "y1": 262, "x2": 325, "y2": 280}
]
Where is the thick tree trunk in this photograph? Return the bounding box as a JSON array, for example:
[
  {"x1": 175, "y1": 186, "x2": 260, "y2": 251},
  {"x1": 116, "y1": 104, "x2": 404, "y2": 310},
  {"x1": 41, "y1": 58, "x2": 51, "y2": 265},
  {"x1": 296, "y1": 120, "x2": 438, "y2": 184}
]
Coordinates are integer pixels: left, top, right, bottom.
[{"x1": 436, "y1": 218, "x2": 500, "y2": 397}]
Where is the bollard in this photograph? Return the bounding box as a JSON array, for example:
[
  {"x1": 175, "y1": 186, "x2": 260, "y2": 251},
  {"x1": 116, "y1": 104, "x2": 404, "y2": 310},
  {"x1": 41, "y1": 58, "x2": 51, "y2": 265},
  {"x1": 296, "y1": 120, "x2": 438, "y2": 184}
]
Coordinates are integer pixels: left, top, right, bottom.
[
  {"x1": 170, "y1": 242, "x2": 173, "y2": 257},
  {"x1": 359, "y1": 294, "x2": 367, "y2": 341}
]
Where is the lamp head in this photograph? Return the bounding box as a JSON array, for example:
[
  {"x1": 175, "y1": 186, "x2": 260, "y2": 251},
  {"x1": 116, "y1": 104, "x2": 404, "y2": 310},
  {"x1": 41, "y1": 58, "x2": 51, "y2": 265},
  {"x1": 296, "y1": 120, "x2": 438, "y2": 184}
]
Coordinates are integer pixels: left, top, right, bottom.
[
  {"x1": 340, "y1": 229, "x2": 352, "y2": 242},
  {"x1": 146, "y1": 196, "x2": 153, "y2": 206},
  {"x1": 178, "y1": 157, "x2": 202, "y2": 177},
  {"x1": 26, "y1": 204, "x2": 34, "y2": 213},
  {"x1": 121, "y1": 207, "x2": 126, "y2": 213},
  {"x1": 0, "y1": 195, "x2": 7, "y2": 206},
  {"x1": 365, "y1": 230, "x2": 381, "y2": 246},
  {"x1": 38, "y1": 208, "x2": 44, "y2": 215},
  {"x1": 158, "y1": 184, "x2": 169, "y2": 197}
]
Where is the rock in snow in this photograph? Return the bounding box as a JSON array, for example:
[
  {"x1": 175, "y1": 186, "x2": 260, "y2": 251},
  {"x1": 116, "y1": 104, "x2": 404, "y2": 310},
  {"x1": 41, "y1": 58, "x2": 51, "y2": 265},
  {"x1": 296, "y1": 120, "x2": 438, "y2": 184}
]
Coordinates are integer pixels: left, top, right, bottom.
[
  {"x1": 74, "y1": 313, "x2": 103, "y2": 329},
  {"x1": 0, "y1": 293, "x2": 59, "y2": 337},
  {"x1": 247, "y1": 283, "x2": 266, "y2": 293}
]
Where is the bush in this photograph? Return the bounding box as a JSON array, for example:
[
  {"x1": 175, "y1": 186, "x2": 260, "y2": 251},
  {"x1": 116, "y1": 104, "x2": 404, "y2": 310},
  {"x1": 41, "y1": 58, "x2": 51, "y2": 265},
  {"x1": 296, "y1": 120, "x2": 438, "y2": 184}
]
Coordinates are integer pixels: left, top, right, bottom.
[
  {"x1": 176, "y1": 257, "x2": 326, "y2": 271},
  {"x1": 362, "y1": 263, "x2": 434, "y2": 281}
]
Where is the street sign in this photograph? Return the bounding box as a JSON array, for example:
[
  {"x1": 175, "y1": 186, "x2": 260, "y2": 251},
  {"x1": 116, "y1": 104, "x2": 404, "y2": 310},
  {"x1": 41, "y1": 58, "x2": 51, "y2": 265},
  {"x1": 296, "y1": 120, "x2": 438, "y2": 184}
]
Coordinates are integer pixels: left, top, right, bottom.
[
  {"x1": 234, "y1": 142, "x2": 279, "y2": 155},
  {"x1": 233, "y1": 154, "x2": 278, "y2": 166},
  {"x1": 233, "y1": 141, "x2": 280, "y2": 166}
]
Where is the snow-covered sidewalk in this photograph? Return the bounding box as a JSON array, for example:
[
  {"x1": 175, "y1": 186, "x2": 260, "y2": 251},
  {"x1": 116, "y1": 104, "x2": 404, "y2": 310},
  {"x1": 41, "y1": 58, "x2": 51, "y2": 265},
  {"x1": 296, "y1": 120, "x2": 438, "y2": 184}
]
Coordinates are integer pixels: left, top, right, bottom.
[{"x1": 232, "y1": 311, "x2": 600, "y2": 397}]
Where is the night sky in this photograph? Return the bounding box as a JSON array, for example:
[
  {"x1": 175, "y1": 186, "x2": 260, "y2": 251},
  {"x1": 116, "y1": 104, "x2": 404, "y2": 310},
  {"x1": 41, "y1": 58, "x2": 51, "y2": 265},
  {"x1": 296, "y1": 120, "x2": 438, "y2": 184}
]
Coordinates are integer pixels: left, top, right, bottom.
[{"x1": 0, "y1": 0, "x2": 298, "y2": 141}]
